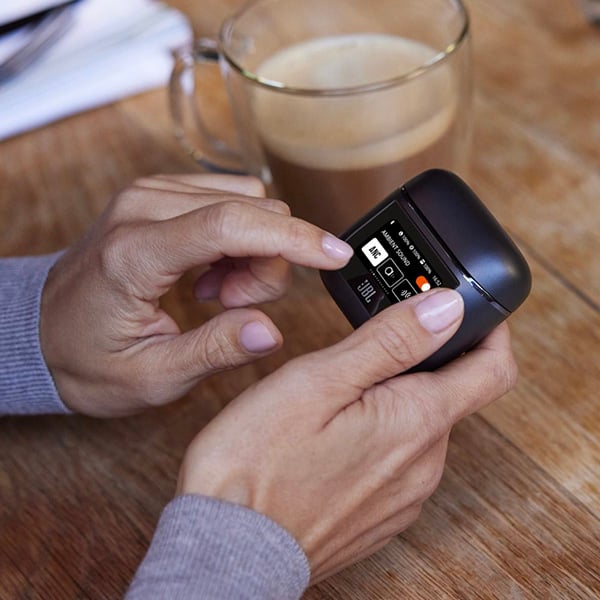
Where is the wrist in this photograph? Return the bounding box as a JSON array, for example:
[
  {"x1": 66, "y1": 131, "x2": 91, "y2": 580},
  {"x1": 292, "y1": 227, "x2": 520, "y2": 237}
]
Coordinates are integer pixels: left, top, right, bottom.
[{"x1": 39, "y1": 259, "x2": 77, "y2": 410}]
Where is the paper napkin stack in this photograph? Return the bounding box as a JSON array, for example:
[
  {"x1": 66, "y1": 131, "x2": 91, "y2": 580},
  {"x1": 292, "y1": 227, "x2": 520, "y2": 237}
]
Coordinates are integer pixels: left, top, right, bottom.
[{"x1": 0, "y1": 0, "x2": 192, "y2": 140}]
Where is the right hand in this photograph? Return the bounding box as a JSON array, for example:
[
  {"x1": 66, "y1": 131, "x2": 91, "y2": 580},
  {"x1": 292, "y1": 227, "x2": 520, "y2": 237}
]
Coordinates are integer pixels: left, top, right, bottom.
[{"x1": 178, "y1": 288, "x2": 517, "y2": 582}]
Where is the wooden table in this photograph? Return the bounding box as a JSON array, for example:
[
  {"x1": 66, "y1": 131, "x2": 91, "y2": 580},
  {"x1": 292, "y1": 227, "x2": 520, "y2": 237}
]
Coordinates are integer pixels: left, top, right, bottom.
[{"x1": 1, "y1": 0, "x2": 599, "y2": 597}]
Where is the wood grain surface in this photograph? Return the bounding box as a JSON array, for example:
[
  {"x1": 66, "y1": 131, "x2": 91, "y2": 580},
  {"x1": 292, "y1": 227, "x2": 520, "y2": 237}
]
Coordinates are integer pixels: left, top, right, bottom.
[{"x1": 1, "y1": 0, "x2": 599, "y2": 598}]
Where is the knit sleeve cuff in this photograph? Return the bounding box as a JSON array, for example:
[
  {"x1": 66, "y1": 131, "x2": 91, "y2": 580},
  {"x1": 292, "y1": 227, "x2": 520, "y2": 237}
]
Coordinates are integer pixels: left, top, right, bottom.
[
  {"x1": 126, "y1": 495, "x2": 310, "y2": 600},
  {"x1": 0, "y1": 252, "x2": 71, "y2": 415}
]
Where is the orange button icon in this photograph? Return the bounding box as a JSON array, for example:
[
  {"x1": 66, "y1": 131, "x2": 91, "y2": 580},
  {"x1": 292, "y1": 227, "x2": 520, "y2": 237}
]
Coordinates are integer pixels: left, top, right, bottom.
[{"x1": 416, "y1": 276, "x2": 431, "y2": 292}]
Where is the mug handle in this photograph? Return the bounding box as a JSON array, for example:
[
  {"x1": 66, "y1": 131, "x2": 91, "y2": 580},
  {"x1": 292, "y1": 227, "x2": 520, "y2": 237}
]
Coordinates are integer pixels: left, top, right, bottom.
[{"x1": 169, "y1": 38, "x2": 244, "y2": 173}]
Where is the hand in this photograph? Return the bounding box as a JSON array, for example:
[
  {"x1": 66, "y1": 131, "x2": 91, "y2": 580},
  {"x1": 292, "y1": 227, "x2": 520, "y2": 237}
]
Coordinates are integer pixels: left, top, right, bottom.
[
  {"x1": 40, "y1": 174, "x2": 353, "y2": 417},
  {"x1": 178, "y1": 289, "x2": 517, "y2": 582}
]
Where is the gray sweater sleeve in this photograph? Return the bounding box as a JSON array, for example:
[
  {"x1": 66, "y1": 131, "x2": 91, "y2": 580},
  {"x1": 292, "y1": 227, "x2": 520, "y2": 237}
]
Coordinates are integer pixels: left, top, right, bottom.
[
  {"x1": 0, "y1": 253, "x2": 70, "y2": 415},
  {"x1": 126, "y1": 495, "x2": 311, "y2": 600}
]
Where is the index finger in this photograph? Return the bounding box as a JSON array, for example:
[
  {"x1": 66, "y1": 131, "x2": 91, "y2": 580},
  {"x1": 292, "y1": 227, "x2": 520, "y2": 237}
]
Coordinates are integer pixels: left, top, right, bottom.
[
  {"x1": 107, "y1": 177, "x2": 283, "y2": 225},
  {"x1": 114, "y1": 201, "x2": 353, "y2": 293}
]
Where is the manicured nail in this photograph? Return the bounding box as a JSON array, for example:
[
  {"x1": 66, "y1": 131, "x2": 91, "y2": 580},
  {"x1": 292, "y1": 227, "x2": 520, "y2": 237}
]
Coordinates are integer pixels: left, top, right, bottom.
[
  {"x1": 239, "y1": 321, "x2": 279, "y2": 353},
  {"x1": 415, "y1": 290, "x2": 464, "y2": 334},
  {"x1": 322, "y1": 234, "x2": 354, "y2": 262}
]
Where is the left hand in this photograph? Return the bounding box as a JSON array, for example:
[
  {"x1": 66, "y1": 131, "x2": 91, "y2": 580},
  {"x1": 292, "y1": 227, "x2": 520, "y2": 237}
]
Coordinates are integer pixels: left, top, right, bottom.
[{"x1": 40, "y1": 174, "x2": 353, "y2": 417}]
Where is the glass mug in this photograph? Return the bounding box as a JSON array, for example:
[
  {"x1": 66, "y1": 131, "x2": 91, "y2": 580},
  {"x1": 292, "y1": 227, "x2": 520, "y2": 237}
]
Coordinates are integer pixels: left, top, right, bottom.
[{"x1": 170, "y1": 0, "x2": 472, "y2": 233}]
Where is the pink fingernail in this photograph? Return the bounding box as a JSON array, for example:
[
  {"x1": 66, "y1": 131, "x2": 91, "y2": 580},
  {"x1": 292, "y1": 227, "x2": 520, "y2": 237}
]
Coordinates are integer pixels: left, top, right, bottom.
[
  {"x1": 322, "y1": 234, "x2": 354, "y2": 262},
  {"x1": 239, "y1": 321, "x2": 279, "y2": 353},
  {"x1": 415, "y1": 290, "x2": 464, "y2": 334}
]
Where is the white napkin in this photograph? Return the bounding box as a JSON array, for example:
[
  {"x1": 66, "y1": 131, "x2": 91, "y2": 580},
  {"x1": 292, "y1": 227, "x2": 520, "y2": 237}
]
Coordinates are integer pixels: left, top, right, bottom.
[{"x1": 0, "y1": 0, "x2": 192, "y2": 140}]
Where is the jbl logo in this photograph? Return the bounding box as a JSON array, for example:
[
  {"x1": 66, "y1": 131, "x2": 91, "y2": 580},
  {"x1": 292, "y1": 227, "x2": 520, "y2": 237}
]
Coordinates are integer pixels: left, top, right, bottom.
[{"x1": 357, "y1": 279, "x2": 377, "y2": 304}]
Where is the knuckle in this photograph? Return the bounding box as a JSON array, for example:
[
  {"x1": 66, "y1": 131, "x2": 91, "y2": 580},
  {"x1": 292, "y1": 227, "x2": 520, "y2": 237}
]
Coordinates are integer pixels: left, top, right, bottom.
[
  {"x1": 196, "y1": 323, "x2": 241, "y2": 373},
  {"x1": 205, "y1": 201, "x2": 246, "y2": 241},
  {"x1": 254, "y1": 275, "x2": 288, "y2": 303},
  {"x1": 284, "y1": 217, "x2": 313, "y2": 253},
  {"x1": 364, "y1": 379, "x2": 452, "y2": 455},
  {"x1": 364, "y1": 381, "x2": 406, "y2": 424},
  {"x1": 386, "y1": 375, "x2": 454, "y2": 443},
  {"x1": 263, "y1": 198, "x2": 291, "y2": 216},
  {"x1": 410, "y1": 407, "x2": 451, "y2": 452},
  {"x1": 106, "y1": 187, "x2": 145, "y2": 224},
  {"x1": 249, "y1": 259, "x2": 291, "y2": 302},
  {"x1": 371, "y1": 316, "x2": 424, "y2": 370},
  {"x1": 98, "y1": 226, "x2": 135, "y2": 281}
]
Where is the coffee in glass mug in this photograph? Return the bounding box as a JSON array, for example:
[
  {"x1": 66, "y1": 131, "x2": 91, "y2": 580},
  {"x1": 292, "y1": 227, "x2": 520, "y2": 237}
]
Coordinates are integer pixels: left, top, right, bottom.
[{"x1": 170, "y1": 0, "x2": 471, "y2": 233}]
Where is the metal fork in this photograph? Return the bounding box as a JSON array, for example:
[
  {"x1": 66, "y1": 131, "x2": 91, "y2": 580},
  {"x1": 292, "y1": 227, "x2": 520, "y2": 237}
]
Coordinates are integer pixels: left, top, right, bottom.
[{"x1": 0, "y1": 3, "x2": 77, "y2": 86}]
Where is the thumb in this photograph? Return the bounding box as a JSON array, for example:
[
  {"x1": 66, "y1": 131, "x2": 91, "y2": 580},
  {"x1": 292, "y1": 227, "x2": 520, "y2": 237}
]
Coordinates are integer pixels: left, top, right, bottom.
[
  {"x1": 292, "y1": 289, "x2": 464, "y2": 412},
  {"x1": 335, "y1": 289, "x2": 464, "y2": 387},
  {"x1": 147, "y1": 309, "x2": 282, "y2": 395}
]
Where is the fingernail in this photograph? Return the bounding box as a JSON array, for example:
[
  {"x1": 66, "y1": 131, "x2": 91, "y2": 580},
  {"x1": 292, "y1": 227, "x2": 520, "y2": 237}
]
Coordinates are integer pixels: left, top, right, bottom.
[
  {"x1": 322, "y1": 234, "x2": 354, "y2": 262},
  {"x1": 415, "y1": 290, "x2": 464, "y2": 334},
  {"x1": 239, "y1": 321, "x2": 279, "y2": 353}
]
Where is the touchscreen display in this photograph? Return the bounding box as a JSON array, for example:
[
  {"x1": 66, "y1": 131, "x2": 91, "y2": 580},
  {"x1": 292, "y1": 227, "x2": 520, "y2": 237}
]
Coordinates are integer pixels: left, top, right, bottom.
[
  {"x1": 341, "y1": 201, "x2": 457, "y2": 316},
  {"x1": 358, "y1": 220, "x2": 446, "y2": 300}
]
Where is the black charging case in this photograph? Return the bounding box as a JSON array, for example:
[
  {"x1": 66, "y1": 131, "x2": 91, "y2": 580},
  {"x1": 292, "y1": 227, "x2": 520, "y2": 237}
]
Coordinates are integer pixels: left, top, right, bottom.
[{"x1": 320, "y1": 169, "x2": 532, "y2": 371}]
